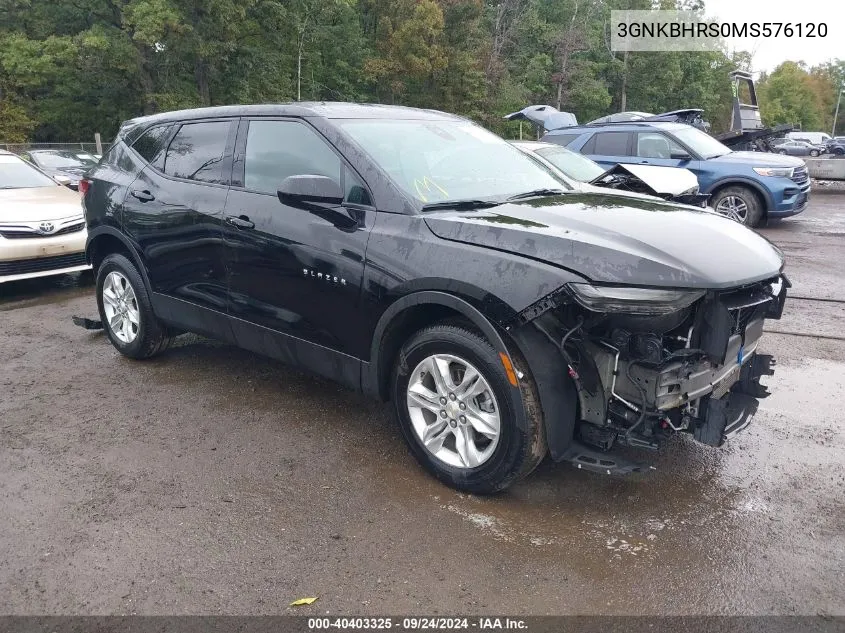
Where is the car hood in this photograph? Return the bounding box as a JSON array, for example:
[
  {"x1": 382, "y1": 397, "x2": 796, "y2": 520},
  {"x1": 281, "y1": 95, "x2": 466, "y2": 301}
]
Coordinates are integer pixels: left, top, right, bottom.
[
  {"x1": 708, "y1": 151, "x2": 805, "y2": 167},
  {"x1": 591, "y1": 163, "x2": 701, "y2": 196},
  {"x1": 423, "y1": 193, "x2": 784, "y2": 289},
  {"x1": 0, "y1": 186, "x2": 84, "y2": 223}
]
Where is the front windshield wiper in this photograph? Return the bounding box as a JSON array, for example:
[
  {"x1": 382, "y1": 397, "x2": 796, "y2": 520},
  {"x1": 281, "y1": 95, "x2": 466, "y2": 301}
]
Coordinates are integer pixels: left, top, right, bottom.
[
  {"x1": 506, "y1": 188, "x2": 567, "y2": 201},
  {"x1": 420, "y1": 199, "x2": 502, "y2": 212}
]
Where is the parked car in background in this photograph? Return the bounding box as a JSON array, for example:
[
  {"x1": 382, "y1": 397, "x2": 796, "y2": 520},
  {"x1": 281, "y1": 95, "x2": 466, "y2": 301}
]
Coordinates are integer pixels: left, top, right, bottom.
[
  {"x1": 786, "y1": 131, "x2": 832, "y2": 146},
  {"x1": 539, "y1": 120, "x2": 809, "y2": 227},
  {"x1": 0, "y1": 150, "x2": 90, "y2": 283},
  {"x1": 510, "y1": 140, "x2": 706, "y2": 206},
  {"x1": 19, "y1": 149, "x2": 99, "y2": 190},
  {"x1": 81, "y1": 103, "x2": 786, "y2": 492},
  {"x1": 824, "y1": 139, "x2": 845, "y2": 156},
  {"x1": 773, "y1": 139, "x2": 824, "y2": 157}
]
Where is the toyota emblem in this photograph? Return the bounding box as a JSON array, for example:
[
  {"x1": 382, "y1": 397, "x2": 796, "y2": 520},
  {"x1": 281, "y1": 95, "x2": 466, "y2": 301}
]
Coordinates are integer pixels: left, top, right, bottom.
[{"x1": 38, "y1": 222, "x2": 56, "y2": 234}]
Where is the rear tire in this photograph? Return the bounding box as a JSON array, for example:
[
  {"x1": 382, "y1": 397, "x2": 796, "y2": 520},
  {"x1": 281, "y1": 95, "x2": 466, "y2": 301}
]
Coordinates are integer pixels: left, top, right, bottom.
[
  {"x1": 96, "y1": 253, "x2": 171, "y2": 359},
  {"x1": 711, "y1": 185, "x2": 764, "y2": 227},
  {"x1": 391, "y1": 324, "x2": 546, "y2": 494}
]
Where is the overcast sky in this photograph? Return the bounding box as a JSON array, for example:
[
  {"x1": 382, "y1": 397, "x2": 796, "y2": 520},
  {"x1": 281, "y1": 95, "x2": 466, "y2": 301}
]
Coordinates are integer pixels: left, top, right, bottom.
[{"x1": 703, "y1": 0, "x2": 843, "y2": 74}]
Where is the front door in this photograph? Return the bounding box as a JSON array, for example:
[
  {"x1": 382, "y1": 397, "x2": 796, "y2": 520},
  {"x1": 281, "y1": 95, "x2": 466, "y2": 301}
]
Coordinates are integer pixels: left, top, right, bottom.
[{"x1": 222, "y1": 117, "x2": 376, "y2": 370}]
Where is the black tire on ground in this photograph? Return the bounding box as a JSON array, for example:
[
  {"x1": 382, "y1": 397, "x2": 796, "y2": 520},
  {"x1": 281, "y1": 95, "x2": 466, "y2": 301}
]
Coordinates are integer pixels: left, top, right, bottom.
[
  {"x1": 391, "y1": 324, "x2": 546, "y2": 494},
  {"x1": 810, "y1": 150, "x2": 820, "y2": 157},
  {"x1": 776, "y1": 149, "x2": 787, "y2": 154},
  {"x1": 95, "y1": 253, "x2": 171, "y2": 359},
  {"x1": 710, "y1": 185, "x2": 764, "y2": 228},
  {"x1": 834, "y1": 148, "x2": 844, "y2": 156}
]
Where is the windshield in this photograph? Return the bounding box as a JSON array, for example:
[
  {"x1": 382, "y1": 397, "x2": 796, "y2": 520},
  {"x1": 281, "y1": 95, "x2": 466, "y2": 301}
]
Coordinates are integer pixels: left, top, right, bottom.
[
  {"x1": 337, "y1": 119, "x2": 566, "y2": 205},
  {"x1": 534, "y1": 145, "x2": 605, "y2": 182},
  {"x1": 31, "y1": 151, "x2": 98, "y2": 169},
  {"x1": 0, "y1": 156, "x2": 58, "y2": 189},
  {"x1": 670, "y1": 126, "x2": 731, "y2": 159}
]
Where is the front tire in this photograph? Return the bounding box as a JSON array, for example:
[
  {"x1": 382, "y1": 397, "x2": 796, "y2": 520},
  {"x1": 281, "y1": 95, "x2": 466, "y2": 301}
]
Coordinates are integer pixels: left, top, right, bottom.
[
  {"x1": 810, "y1": 150, "x2": 820, "y2": 157},
  {"x1": 96, "y1": 253, "x2": 171, "y2": 359},
  {"x1": 391, "y1": 324, "x2": 545, "y2": 494},
  {"x1": 711, "y1": 185, "x2": 764, "y2": 227}
]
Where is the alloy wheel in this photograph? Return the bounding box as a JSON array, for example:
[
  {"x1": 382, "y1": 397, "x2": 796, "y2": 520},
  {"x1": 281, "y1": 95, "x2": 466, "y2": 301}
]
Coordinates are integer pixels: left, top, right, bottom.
[
  {"x1": 715, "y1": 195, "x2": 749, "y2": 223},
  {"x1": 406, "y1": 353, "x2": 501, "y2": 469},
  {"x1": 102, "y1": 271, "x2": 140, "y2": 344}
]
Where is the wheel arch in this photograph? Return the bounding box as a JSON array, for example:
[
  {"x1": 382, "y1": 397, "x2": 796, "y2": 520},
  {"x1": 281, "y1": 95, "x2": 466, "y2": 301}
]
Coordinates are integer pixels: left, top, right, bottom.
[
  {"x1": 86, "y1": 226, "x2": 151, "y2": 292},
  {"x1": 706, "y1": 177, "x2": 773, "y2": 212},
  {"x1": 364, "y1": 291, "x2": 513, "y2": 401},
  {"x1": 365, "y1": 291, "x2": 577, "y2": 459}
]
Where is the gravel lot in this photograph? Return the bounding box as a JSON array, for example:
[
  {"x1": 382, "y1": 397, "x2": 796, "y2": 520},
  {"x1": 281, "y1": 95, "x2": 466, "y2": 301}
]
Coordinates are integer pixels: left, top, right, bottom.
[{"x1": 1, "y1": 192, "x2": 843, "y2": 616}]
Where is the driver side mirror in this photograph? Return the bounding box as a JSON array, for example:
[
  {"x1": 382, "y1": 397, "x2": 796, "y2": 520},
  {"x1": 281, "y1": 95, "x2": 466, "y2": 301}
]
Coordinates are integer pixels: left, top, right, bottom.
[
  {"x1": 278, "y1": 174, "x2": 343, "y2": 208},
  {"x1": 670, "y1": 152, "x2": 692, "y2": 161},
  {"x1": 277, "y1": 175, "x2": 357, "y2": 229}
]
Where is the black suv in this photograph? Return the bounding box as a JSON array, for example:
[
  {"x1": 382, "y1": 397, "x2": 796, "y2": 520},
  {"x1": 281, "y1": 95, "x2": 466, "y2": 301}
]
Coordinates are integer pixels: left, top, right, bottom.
[{"x1": 82, "y1": 103, "x2": 787, "y2": 493}]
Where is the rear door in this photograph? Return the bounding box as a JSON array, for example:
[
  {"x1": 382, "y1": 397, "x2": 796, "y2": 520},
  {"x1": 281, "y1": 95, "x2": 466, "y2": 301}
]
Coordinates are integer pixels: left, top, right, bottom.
[
  {"x1": 580, "y1": 131, "x2": 634, "y2": 169},
  {"x1": 122, "y1": 119, "x2": 236, "y2": 321}
]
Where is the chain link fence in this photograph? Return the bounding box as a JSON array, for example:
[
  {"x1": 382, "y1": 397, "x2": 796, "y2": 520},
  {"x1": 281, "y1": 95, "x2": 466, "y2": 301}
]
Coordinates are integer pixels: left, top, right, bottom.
[{"x1": 0, "y1": 142, "x2": 111, "y2": 155}]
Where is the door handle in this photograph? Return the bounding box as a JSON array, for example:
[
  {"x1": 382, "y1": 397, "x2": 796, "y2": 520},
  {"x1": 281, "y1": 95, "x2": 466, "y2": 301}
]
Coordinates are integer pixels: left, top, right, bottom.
[
  {"x1": 130, "y1": 189, "x2": 155, "y2": 202},
  {"x1": 225, "y1": 215, "x2": 255, "y2": 230},
  {"x1": 639, "y1": 160, "x2": 650, "y2": 164}
]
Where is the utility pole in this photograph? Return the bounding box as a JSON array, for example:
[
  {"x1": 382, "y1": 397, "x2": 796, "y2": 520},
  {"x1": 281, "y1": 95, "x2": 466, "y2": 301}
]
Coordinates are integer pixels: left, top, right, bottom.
[{"x1": 833, "y1": 87, "x2": 844, "y2": 137}]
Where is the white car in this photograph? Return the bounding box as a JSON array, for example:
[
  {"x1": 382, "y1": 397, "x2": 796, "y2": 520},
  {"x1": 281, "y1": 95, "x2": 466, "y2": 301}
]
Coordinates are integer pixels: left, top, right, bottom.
[
  {"x1": 511, "y1": 140, "x2": 704, "y2": 205},
  {"x1": 0, "y1": 150, "x2": 90, "y2": 283}
]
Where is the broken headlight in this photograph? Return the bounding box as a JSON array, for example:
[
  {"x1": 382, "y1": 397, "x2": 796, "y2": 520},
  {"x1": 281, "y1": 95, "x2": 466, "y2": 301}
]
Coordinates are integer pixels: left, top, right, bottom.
[{"x1": 568, "y1": 284, "x2": 705, "y2": 315}]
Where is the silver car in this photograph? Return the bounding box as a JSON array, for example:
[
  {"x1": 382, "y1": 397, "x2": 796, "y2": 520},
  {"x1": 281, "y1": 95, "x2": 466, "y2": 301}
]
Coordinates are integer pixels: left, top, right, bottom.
[
  {"x1": 773, "y1": 140, "x2": 824, "y2": 157},
  {"x1": 0, "y1": 151, "x2": 90, "y2": 283}
]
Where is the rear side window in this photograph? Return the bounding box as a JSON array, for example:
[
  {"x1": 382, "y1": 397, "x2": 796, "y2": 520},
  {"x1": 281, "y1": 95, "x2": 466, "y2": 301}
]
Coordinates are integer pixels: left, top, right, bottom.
[
  {"x1": 164, "y1": 121, "x2": 231, "y2": 184},
  {"x1": 546, "y1": 133, "x2": 581, "y2": 147},
  {"x1": 132, "y1": 125, "x2": 173, "y2": 169},
  {"x1": 591, "y1": 132, "x2": 631, "y2": 156}
]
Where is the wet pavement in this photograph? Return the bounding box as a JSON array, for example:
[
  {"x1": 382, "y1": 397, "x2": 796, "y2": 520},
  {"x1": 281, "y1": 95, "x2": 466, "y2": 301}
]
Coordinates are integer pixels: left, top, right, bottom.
[{"x1": 1, "y1": 193, "x2": 843, "y2": 616}]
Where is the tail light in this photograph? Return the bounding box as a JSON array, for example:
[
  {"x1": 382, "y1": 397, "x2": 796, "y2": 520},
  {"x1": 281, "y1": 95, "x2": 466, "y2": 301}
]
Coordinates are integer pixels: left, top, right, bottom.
[{"x1": 78, "y1": 179, "x2": 91, "y2": 195}]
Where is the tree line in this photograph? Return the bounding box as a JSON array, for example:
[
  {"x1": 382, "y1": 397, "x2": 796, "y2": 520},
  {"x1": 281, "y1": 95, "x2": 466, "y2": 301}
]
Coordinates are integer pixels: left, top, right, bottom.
[{"x1": 0, "y1": 0, "x2": 842, "y2": 143}]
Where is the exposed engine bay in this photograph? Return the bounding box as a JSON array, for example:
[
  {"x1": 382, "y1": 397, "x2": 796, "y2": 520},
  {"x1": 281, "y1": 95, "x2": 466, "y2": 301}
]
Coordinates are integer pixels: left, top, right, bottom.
[
  {"x1": 525, "y1": 275, "x2": 789, "y2": 472},
  {"x1": 590, "y1": 163, "x2": 710, "y2": 207}
]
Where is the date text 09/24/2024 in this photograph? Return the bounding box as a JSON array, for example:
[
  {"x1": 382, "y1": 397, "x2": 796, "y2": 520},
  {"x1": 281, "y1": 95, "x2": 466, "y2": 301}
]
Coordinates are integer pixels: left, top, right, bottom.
[{"x1": 308, "y1": 617, "x2": 527, "y2": 630}]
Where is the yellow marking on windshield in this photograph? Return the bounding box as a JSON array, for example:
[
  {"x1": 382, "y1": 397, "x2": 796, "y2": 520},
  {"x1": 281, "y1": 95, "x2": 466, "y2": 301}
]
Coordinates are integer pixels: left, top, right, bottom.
[{"x1": 413, "y1": 176, "x2": 448, "y2": 202}]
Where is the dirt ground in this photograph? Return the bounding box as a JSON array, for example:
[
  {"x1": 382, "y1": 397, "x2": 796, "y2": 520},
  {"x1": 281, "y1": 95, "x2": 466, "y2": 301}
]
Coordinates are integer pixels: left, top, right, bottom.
[{"x1": 1, "y1": 192, "x2": 843, "y2": 616}]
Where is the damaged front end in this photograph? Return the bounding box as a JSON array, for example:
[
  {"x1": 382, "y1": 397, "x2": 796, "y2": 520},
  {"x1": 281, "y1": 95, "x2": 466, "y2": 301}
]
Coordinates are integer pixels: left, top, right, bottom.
[
  {"x1": 590, "y1": 163, "x2": 710, "y2": 207},
  {"x1": 519, "y1": 275, "x2": 788, "y2": 473}
]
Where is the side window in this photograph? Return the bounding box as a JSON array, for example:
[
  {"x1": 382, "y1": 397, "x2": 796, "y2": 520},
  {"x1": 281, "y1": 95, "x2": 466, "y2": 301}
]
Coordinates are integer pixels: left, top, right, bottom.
[
  {"x1": 636, "y1": 132, "x2": 686, "y2": 159},
  {"x1": 164, "y1": 121, "x2": 231, "y2": 184},
  {"x1": 132, "y1": 125, "x2": 173, "y2": 169},
  {"x1": 580, "y1": 134, "x2": 597, "y2": 154},
  {"x1": 243, "y1": 119, "x2": 371, "y2": 205},
  {"x1": 547, "y1": 133, "x2": 581, "y2": 147},
  {"x1": 592, "y1": 132, "x2": 632, "y2": 156}
]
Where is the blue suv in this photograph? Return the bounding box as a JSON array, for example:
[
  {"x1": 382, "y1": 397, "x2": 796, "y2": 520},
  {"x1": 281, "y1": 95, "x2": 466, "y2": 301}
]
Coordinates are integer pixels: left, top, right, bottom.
[{"x1": 543, "y1": 121, "x2": 809, "y2": 227}]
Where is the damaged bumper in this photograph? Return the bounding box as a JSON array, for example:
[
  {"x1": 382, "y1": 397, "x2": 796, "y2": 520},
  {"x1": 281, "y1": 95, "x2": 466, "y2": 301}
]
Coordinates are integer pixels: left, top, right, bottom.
[{"x1": 518, "y1": 274, "x2": 788, "y2": 472}]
